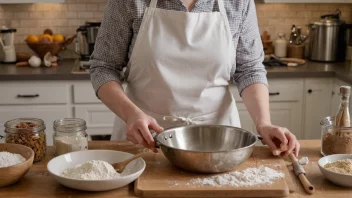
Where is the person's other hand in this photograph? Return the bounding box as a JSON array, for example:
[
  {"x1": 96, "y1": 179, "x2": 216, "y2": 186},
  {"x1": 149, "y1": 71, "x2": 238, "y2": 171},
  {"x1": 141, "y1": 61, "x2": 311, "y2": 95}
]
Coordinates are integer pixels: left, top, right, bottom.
[
  {"x1": 125, "y1": 110, "x2": 163, "y2": 153},
  {"x1": 257, "y1": 124, "x2": 300, "y2": 157}
]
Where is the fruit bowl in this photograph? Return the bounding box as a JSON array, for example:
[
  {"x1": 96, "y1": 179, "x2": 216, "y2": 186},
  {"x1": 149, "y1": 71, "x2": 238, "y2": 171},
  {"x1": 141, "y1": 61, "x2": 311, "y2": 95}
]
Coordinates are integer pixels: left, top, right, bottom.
[{"x1": 26, "y1": 35, "x2": 75, "y2": 58}]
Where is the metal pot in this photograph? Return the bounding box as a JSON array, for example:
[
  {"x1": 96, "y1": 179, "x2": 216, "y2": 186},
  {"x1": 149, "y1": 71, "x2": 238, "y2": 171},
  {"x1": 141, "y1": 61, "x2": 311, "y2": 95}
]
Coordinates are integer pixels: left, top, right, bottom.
[
  {"x1": 154, "y1": 125, "x2": 261, "y2": 173},
  {"x1": 75, "y1": 22, "x2": 101, "y2": 60},
  {"x1": 308, "y1": 9, "x2": 352, "y2": 62}
]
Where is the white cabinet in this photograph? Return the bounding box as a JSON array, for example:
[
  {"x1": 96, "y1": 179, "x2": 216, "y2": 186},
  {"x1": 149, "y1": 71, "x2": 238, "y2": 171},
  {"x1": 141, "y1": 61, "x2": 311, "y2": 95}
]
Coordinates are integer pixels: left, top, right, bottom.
[
  {"x1": 0, "y1": 83, "x2": 69, "y2": 105},
  {"x1": 74, "y1": 105, "x2": 115, "y2": 139},
  {"x1": 303, "y1": 78, "x2": 333, "y2": 140},
  {"x1": 232, "y1": 78, "x2": 304, "y2": 139},
  {"x1": 0, "y1": 106, "x2": 70, "y2": 145},
  {"x1": 270, "y1": 102, "x2": 303, "y2": 139},
  {"x1": 0, "y1": 0, "x2": 64, "y2": 3}
]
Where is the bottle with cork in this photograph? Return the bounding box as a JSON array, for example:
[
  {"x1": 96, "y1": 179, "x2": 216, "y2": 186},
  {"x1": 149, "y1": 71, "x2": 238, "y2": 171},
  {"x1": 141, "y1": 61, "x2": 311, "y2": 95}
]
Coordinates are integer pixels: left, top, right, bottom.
[
  {"x1": 321, "y1": 86, "x2": 352, "y2": 156},
  {"x1": 335, "y1": 86, "x2": 351, "y2": 130}
]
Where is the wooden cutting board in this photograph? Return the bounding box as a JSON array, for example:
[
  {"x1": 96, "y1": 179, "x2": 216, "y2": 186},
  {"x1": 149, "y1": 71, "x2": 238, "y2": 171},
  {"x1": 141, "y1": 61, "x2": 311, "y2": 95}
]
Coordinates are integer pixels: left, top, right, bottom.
[{"x1": 135, "y1": 147, "x2": 295, "y2": 198}]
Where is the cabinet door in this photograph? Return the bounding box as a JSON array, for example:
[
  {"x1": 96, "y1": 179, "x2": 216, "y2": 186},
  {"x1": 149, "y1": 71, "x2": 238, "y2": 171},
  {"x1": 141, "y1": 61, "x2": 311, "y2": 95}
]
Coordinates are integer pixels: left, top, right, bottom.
[
  {"x1": 304, "y1": 78, "x2": 333, "y2": 139},
  {"x1": 236, "y1": 103, "x2": 255, "y2": 133},
  {"x1": 74, "y1": 105, "x2": 115, "y2": 139},
  {"x1": 0, "y1": 106, "x2": 70, "y2": 145},
  {"x1": 270, "y1": 102, "x2": 303, "y2": 139}
]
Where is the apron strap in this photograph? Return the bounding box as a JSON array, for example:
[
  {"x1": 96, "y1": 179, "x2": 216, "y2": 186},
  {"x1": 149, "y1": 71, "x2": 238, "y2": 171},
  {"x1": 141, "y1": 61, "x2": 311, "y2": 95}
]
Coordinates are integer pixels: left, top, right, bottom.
[
  {"x1": 217, "y1": 0, "x2": 226, "y2": 14},
  {"x1": 150, "y1": 0, "x2": 158, "y2": 8}
]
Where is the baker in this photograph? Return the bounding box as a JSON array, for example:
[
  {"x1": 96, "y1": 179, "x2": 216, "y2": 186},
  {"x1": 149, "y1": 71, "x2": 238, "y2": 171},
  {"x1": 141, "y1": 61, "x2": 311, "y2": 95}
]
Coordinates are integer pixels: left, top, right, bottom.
[{"x1": 89, "y1": 0, "x2": 300, "y2": 156}]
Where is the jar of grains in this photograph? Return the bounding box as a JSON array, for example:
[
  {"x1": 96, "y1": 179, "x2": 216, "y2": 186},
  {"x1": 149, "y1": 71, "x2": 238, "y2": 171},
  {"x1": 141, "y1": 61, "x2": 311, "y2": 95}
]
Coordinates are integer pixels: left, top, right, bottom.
[
  {"x1": 53, "y1": 118, "x2": 88, "y2": 156},
  {"x1": 321, "y1": 116, "x2": 352, "y2": 156},
  {"x1": 4, "y1": 118, "x2": 46, "y2": 162}
]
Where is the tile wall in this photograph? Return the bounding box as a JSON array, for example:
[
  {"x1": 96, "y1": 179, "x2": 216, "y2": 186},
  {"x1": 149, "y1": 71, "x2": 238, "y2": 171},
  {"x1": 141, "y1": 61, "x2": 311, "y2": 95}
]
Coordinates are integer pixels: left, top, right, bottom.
[{"x1": 0, "y1": 0, "x2": 351, "y2": 58}]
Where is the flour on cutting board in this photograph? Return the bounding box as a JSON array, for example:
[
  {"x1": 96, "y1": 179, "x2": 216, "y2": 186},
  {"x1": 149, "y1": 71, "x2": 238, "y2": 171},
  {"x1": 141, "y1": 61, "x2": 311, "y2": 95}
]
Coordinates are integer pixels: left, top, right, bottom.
[
  {"x1": 188, "y1": 165, "x2": 284, "y2": 187},
  {"x1": 167, "y1": 164, "x2": 285, "y2": 188}
]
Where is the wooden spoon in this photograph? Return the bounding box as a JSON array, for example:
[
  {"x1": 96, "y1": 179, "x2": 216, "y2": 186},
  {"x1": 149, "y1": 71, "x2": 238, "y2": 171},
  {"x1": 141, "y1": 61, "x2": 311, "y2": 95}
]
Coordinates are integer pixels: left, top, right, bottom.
[
  {"x1": 289, "y1": 153, "x2": 315, "y2": 195},
  {"x1": 111, "y1": 149, "x2": 149, "y2": 173}
]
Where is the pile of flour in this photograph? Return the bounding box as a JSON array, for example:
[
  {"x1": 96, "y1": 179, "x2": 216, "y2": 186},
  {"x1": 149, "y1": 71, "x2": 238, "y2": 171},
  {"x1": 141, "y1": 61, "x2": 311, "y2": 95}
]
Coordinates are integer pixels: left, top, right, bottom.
[
  {"x1": 0, "y1": 151, "x2": 26, "y2": 168},
  {"x1": 188, "y1": 166, "x2": 284, "y2": 187},
  {"x1": 62, "y1": 160, "x2": 121, "y2": 180}
]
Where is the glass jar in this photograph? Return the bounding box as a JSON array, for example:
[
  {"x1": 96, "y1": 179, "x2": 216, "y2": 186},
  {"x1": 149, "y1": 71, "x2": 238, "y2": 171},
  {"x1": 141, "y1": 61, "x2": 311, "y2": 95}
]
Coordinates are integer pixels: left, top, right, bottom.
[
  {"x1": 4, "y1": 118, "x2": 47, "y2": 162},
  {"x1": 321, "y1": 116, "x2": 352, "y2": 156},
  {"x1": 53, "y1": 118, "x2": 88, "y2": 156}
]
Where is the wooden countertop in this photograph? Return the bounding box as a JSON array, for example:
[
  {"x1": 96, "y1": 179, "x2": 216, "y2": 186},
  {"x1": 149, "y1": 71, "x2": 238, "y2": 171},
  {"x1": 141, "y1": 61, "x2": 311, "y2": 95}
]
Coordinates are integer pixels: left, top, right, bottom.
[{"x1": 1, "y1": 140, "x2": 351, "y2": 198}]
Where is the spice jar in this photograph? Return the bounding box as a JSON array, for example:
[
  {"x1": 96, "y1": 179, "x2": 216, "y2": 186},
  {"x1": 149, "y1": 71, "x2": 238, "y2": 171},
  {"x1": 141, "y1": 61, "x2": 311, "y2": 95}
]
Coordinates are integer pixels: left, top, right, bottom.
[
  {"x1": 321, "y1": 86, "x2": 352, "y2": 156},
  {"x1": 321, "y1": 116, "x2": 352, "y2": 156},
  {"x1": 53, "y1": 118, "x2": 88, "y2": 156},
  {"x1": 4, "y1": 118, "x2": 47, "y2": 162}
]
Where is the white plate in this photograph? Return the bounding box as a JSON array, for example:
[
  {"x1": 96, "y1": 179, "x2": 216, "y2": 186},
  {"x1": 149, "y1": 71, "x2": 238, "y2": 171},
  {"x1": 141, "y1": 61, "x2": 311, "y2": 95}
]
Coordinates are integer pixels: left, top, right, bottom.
[
  {"x1": 318, "y1": 154, "x2": 352, "y2": 188},
  {"x1": 47, "y1": 150, "x2": 146, "y2": 191}
]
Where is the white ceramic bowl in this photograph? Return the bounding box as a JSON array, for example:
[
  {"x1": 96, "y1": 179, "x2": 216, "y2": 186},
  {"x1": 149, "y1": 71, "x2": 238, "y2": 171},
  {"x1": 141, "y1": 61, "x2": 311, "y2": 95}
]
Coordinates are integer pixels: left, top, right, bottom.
[
  {"x1": 47, "y1": 150, "x2": 145, "y2": 191},
  {"x1": 318, "y1": 154, "x2": 352, "y2": 188}
]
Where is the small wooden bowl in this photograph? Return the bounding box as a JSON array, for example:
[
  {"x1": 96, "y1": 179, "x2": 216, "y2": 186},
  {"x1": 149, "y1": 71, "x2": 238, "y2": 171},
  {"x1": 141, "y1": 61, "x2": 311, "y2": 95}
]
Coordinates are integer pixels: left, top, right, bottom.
[
  {"x1": 25, "y1": 35, "x2": 76, "y2": 59},
  {"x1": 0, "y1": 143, "x2": 34, "y2": 187}
]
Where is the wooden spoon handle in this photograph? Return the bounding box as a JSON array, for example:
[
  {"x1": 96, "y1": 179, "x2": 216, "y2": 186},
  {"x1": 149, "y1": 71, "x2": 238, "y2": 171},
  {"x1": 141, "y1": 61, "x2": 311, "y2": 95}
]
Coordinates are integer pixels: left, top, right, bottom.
[
  {"x1": 298, "y1": 174, "x2": 315, "y2": 195},
  {"x1": 289, "y1": 153, "x2": 315, "y2": 195},
  {"x1": 122, "y1": 152, "x2": 147, "y2": 166}
]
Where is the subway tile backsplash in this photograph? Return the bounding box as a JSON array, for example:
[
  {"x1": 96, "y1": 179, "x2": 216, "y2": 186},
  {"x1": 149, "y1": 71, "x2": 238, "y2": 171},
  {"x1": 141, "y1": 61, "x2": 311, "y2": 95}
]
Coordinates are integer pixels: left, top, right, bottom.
[{"x1": 0, "y1": 0, "x2": 351, "y2": 59}]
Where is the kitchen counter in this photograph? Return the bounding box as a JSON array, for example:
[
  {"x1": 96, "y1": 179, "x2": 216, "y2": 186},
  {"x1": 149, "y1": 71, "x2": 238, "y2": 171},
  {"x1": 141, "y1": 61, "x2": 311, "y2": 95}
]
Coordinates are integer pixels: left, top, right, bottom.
[
  {"x1": 1, "y1": 140, "x2": 351, "y2": 198},
  {"x1": 1, "y1": 59, "x2": 352, "y2": 83},
  {"x1": 0, "y1": 59, "x2": 89, "y2": 81}
]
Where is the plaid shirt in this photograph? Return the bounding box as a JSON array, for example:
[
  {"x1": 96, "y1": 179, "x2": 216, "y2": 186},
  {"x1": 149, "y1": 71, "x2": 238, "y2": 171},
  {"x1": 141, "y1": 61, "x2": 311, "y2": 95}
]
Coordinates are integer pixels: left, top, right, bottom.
[{"x1": 90, "y1": 0, "x2": 267, "y2": 95}]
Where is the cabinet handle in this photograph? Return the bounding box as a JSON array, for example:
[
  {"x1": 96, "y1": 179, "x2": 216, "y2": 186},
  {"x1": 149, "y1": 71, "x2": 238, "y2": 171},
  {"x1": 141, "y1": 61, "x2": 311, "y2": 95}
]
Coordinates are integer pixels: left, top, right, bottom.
[
  {"x1": 16, "y1": 94, "x2": 39, "y2": 98},
  {"x1": 308, "y1": 89, "x2": 312, "y2": 94},
  {"x1": 269, "y1": 92, "x2": 280, "y2": 96},
  {"x1": 0, "y1": 135, "x2": 4, "y2": 139}
]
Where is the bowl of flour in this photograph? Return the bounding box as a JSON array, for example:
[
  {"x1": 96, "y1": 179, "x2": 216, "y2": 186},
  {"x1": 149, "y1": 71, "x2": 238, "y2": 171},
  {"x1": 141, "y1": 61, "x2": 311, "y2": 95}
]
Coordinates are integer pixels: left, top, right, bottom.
[
  {"x1": 47, "y1": 150, "x2": 146, "y2": 191},
  {"x1": 0, "y1": 143, "x2": 35, "y2": 187},
  {"x1": 318, "y1": 154, "x2": 352, "y2": 187}
]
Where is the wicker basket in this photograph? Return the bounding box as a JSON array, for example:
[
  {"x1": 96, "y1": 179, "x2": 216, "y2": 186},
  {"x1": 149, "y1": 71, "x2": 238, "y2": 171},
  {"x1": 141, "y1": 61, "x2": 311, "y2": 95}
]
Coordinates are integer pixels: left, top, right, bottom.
[{"x1": 26, "y1": 35, "x2": 75, "y2": 58}]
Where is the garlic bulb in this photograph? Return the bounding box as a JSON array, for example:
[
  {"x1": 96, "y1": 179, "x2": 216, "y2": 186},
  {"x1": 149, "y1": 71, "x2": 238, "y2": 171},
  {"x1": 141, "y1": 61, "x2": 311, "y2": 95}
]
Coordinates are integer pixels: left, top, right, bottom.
[
  {"x1": 28, "y1": 56, "x2": 41, "y2": 68},
  {"x1": 44, "y1": 52, "x2": 53, "y2": 67}
]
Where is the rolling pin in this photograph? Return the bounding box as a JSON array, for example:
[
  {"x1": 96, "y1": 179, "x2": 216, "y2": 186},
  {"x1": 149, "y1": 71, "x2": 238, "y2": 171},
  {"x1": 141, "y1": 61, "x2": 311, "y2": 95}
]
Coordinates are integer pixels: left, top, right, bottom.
[{"x1": 289, "y1": 153, "x2": 315, "y2": 195}]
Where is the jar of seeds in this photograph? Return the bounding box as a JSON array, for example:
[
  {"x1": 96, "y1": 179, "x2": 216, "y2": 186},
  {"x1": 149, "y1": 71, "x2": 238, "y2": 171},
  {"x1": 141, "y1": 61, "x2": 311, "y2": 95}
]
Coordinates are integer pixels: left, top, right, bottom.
[{"x1": 4, "y1": 118, "x2": 47, "y2": 162}]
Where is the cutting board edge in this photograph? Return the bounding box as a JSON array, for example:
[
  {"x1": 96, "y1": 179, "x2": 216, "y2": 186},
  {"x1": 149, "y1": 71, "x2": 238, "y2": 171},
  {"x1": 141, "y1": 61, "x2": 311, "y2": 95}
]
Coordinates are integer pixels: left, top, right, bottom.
[{"x1": 133, "y1": 187, "x2": 290, "y2": 198}]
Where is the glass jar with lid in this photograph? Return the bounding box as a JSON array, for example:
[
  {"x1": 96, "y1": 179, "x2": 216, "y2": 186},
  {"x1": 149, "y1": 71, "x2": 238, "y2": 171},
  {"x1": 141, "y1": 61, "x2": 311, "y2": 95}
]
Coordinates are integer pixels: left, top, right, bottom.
[
  {"x1": 4, "y1": 118, "x2": 47, "y2": 162},
  {"x1": 53, "y1": 118, "x2": 88, "y2": 156}
]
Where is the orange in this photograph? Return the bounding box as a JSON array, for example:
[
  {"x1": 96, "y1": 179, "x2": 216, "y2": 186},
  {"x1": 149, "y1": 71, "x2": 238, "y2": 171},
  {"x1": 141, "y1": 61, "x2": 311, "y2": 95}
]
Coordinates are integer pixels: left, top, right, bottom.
[
  {"x1": 53, "y1": 34, "x2": 65, "y2": 42},
  {"x1": 39, "y1": 34, "x2": 53, "y2": 42},
  {"x1": 26, "y1": 34, "x2": 39, "y2": 43}
]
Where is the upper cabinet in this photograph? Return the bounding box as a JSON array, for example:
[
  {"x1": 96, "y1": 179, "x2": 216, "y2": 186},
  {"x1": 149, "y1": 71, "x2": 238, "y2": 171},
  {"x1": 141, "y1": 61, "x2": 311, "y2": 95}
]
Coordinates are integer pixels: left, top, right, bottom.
[
  {"x1": 263, "y1": 0, "x2": 352, "y2": 3},
  {"x1": 0, "y1": 0, "x2": 64, "y2": 4}
]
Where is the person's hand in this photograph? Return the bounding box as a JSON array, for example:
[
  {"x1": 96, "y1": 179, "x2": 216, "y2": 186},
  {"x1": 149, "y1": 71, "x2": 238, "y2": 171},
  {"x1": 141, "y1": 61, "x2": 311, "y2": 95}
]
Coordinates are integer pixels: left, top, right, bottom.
[
  {"x1": 257, "y1": 124, "x2": 300, "y2": 157},
  {"x1": 125, "y1": 110, "x2": 164, "y2": 153}
]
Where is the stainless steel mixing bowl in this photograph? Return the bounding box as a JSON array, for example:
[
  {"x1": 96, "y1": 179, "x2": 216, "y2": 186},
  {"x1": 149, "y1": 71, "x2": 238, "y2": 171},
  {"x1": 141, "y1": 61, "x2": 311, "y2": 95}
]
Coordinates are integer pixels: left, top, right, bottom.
[{"x1": 154, "y1": 125, "x2": 260, "y2": 173}]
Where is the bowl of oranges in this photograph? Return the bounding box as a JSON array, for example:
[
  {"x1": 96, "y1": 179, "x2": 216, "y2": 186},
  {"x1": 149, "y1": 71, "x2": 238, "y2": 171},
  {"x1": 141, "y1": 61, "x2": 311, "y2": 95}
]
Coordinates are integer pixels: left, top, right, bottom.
[{"x1": 25, "y1": 29, "x2": 75, "y2": 58}]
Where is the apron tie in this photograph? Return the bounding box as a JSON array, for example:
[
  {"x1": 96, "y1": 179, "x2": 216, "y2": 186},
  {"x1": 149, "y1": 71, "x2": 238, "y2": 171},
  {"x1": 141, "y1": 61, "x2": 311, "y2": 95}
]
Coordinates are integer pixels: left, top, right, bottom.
[{"x1": 163, "y1": 116, "x2": 200, "y2": 125}]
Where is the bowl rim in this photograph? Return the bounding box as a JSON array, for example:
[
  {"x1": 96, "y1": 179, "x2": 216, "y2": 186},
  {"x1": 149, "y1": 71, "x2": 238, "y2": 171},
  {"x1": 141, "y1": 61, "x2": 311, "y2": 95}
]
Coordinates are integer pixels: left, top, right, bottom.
[
  {"x1": 318, "y1": 154, "x2": 352, "y2": 177},
  {"x1": 0, "y1": 143, "x2": 34, "y2": 169},
  {"x1": 47, "y1": 149, "x2": 146, "y2": 182},
  {"x1": 155, "y1": 124, "x2": 259, "y2": 153}
]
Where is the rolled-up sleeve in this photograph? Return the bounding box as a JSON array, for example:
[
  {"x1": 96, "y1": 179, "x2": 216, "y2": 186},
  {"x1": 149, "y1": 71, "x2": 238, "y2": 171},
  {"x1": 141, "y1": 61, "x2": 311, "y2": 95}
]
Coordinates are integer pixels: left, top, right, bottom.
[
  {"x1": 89, "y1": 0, "x2": 133, "y2": 94},
  {"x1": 233, "y1": 0, "x2": 268, "y2": 95}
]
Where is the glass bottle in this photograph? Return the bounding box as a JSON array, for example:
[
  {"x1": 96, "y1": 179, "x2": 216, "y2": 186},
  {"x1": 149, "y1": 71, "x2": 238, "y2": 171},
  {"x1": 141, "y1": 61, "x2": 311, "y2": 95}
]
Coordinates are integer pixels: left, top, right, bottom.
[
  {"x1": 335, "y1": 86, "x2": 351, "y2": 128},
  {"x1": 4, "y1": 118, "x2": 47, "y2": 162},
  {"x1": 53, "y1": 118, "x2": 88, "y2": 156}
]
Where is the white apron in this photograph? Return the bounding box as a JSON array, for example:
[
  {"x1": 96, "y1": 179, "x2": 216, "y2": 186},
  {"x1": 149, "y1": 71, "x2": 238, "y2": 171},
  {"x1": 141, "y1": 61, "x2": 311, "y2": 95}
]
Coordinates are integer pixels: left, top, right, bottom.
[{"x1": 112, "y1": 0, "x2": 241, "y2": 140}]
